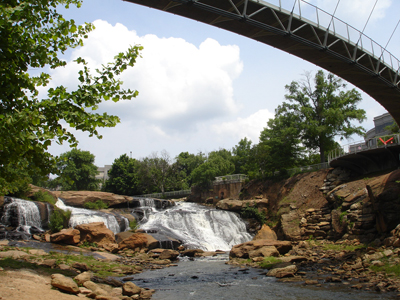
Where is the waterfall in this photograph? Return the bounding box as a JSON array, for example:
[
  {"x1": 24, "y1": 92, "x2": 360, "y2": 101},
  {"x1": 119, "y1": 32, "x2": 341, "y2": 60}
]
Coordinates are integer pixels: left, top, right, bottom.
[
  {"x1": 139, "y1": 202, "x2": 252, "y2": 251},
  {"x1": 1, "y1": 197, "x2": 44, "y2": 234},
  {"x1": 55, "y1": 198, "x2": 128, "y2": 234}
]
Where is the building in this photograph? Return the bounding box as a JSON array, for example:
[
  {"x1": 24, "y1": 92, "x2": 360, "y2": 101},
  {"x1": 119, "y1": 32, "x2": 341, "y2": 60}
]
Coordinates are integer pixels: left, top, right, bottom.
[
  {"x1": 96, "y1": 165, "x2": 112, "y2": 183},
  {"x1": 349, "y1": 112, "x2": 395, "y2": 152}
]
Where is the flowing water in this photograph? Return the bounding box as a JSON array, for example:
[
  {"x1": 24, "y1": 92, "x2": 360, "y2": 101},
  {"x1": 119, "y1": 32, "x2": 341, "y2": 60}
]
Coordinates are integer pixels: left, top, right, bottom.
[
  {"x1": 130, "y1": 255, "x2": 397, "y2": 300},
  {"x1": 56, "y1": 198, "x2": 129, "y2": 234},
  {"x1": 139, "y1": 202, "x2": 252, "y2": 251}
]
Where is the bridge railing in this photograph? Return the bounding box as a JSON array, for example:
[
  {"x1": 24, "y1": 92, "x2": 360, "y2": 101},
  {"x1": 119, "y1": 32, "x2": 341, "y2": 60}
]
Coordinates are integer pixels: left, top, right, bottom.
[
  {"x1": 328, "y1": 134, "x2": 400, "y2": 162},
  {"x1": 255, "y1": 0, "x2": 400, "y2": 75}
]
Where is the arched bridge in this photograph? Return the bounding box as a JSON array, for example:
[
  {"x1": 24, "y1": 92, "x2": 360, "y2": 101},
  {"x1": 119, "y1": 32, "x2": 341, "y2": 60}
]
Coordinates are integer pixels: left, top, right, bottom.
[{"x1": 125, "y1": 0, "x2": 400, "y2": 125}]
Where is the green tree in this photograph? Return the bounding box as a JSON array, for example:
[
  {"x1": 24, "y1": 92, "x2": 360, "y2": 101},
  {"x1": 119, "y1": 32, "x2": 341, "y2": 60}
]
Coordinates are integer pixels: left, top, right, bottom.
[
  {"x1": 105, "y1": 154, "x2": 141, "y2": 196},
  {"x1": 55, "y1": 149, "x2": 99, "y2": 191},
  {"x1": 256, "y1": 114, "x2": 304, "y2": 177},
  {"x1": 191, "y1": 151, "x2": 235, "y2": 186},
  {"x1": 282, "y1": 70, "x2": 366, "y2": 162},
  {"x1": 174, "y1": 151, "x2": 206, "y2": 187},
  {"x1": 139, "y1": 150, "x2": 175, "y2": 195},
  {"x1": 0, "y1": 0, "x2": 142, "y2": 195},
  {"x1": 232, "y1": 137, "x2": 255, "y2": 175}
]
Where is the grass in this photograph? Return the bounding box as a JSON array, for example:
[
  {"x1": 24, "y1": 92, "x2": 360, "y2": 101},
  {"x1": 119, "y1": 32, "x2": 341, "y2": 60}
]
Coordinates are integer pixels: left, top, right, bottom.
[
  {"x1": 31, "y1": 190, "x2": 56, "y2": 205},
  {"x1": 369, "y1": 257, "x2": 400, "y2": 277},
  {"x1": 259, "y1": 256, "x2": 282, "y2": 269},
  {"x1": 83, "y1": 200, "x2": 109, "y2": 210}
]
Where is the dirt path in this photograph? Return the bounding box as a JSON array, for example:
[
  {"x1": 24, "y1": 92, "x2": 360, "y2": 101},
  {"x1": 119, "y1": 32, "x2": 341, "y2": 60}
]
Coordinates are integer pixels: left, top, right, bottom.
[{"x1": 0, "y1": 269, "x2": 79, "y2": 300}]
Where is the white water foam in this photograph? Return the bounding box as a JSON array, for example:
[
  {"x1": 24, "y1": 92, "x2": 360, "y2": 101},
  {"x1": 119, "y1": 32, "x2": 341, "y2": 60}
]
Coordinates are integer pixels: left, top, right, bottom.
[
  {"x1": 140, "y1": 202, "x2": 252, "y2": 251},
  {"x1": 55, "y1": 198, "x2": 125, "y2": 234}
]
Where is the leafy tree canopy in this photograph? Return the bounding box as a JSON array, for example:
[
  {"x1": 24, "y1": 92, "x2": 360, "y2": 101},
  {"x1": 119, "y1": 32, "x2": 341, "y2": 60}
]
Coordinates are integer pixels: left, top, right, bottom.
[
  {"x1": 54, "y1": 148, "x2": 99, "y2": 191},
  {"x1": 281, "y1": 70, "x2": 366, "y2": 162},
  {"x1": 105, "y1": 154, "x2": 141, "y2": 196},
  {"x1": 0, "y1": 0, "x2": 142, "y2": 195}
]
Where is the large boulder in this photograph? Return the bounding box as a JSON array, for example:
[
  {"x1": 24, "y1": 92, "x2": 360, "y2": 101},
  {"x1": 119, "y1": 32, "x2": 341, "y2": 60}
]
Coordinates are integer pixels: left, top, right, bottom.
[
  {"x1": 216, "y1": 199, "x2": 269, "y2": 213},
  {"x1": 75, "y1": 222, "x2": 116, "y2": 246},
  {"x1": 267, "y1": 265, "x2": 297, "y2": 278},
  {"x1": 229, "y1": 239, "x2": 292, "y2": 259},
  {"x1": 118, "y1": 232, "x2": 149, "y2": 250},
  {"x1": 50, "y1": 228, "x2": 80, "y2": 245},
  {"x1": 253, "y1": 224, "x2": 277, "y2": 240},
  {"x1": 280, "y1": 210, "x2": 302, "y2": 241},
  {"x1": 53, "y1": 190, "x2": 132, "y2": 208}
]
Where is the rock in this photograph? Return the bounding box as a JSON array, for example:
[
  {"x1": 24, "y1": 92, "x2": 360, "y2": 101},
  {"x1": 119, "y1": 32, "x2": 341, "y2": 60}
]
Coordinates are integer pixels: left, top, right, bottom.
[
  {"x1": 53, "y1": 190, "x2": 132, "y2": 208},
  {"x1": 118, "y1": 233, "x2": 148, "y2": 250},
  {"x1": 115, "y1": 231, "x2": 135, "y2": 243},
  {"x1": 51, "y1": 273, "x2": 80, "y2": 294},
  {"x1": 72, "y1": 262, "x2": 89, "y2": 271},
  {"x1": 74, "y1": 271, "x2": 92, "y2": 285},
  {"x1": 253, "y1": 224, "x2": 277, "y2": 240},
  {"x1": 39, "y1": 259, "x2": 57, "y2": 268},
  {"x1": 158, "y1": 249, "x2": 179, "y2": 260},
  {"x1": 267, "y1": 265, "x2": 297, "y2": 278},
  {"x1": 281, "y1": 211, "x2": 302, "y2": 240},
  {"x1": 75, "y1": 222, "x2": 116, "y2": 246},
  {"x1": 50, "y1": 228, "x2": 80, "y2": 245},
  {"x1": 0, "y1": 250, "x2": 31, "y2": 259},
  {"x1": 181, "y1": 249, "x2": 204, "y2": 257},
  {"x1": 122, "y1": 282, "x2": 141, "y2": 296},
  {"x1": 216, "y1": 200, "x2": 244, "y2": 212},
  {"x1": 230, "y1": 240, "x2": 292, "y2": 258},
  {"x1": 249, "y1": 246, "x2": 279, "y2": 259}
]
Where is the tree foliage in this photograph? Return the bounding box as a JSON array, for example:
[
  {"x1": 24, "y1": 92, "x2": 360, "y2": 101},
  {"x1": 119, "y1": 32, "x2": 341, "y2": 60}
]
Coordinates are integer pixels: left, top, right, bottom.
[
  {"x1": 54, "y1": 149, "x2": 99, "y2": 191},
  {"x1": 0, "y1": 0, "x2": 142, "y2": 195},
  {"x1": 281, "y1": 70, "x2": 366, "y2": 162},
  {"x1": 105, "y1": 154, "x2": 141, "y2": 196},
  {"x1": 191, "y1": 151, "x2": 235, "y2": 186}
]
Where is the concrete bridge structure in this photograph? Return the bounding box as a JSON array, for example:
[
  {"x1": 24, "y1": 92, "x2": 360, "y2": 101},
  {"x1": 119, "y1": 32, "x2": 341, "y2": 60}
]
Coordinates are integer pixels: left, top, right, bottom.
[{"x1": 125, "y1": 0, "x2": 400, "y2": 126}]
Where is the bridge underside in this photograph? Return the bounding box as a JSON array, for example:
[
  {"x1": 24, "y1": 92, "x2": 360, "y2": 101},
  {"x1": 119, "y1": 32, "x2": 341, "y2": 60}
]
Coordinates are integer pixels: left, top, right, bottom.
[
  {"x1": 329, "y1": 145, "x2": 400, "y2": 175},
  {"x1": 125, "y1": 0, "x2": 400, "y2": 125}
]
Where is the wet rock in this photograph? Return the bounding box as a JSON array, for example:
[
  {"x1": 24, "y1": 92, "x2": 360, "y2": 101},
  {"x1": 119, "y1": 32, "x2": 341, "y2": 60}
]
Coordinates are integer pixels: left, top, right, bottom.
[{"x1": 158, "y1": 249, "x2": 179, "y2": 260}]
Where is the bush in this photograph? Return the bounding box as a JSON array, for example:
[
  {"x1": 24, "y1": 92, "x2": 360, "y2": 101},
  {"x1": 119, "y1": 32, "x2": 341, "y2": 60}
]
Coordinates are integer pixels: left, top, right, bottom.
[
  {"x1": 49, "y1": 209, "x2": 72, "y2": 233},
  {"x1": 31, "y1": 190, "x2": 55, "y2": 205},
  {"x1": 129, "y1": 219, "x2": 138, "y2": 231},
  {"x1": 83, "y1": 200, "x2": 108, "y2": 210},
  {"x1": 240, "y1": 203, "x2": 267, "y2": 224}
]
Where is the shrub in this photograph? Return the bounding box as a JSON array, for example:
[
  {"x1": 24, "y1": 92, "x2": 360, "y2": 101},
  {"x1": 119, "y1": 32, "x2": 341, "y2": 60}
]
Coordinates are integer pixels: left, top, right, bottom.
[
  {"x1": 259, "y1": 256, "x2": 282, "y2": 269},
  {"x1": 129, "y1": 219, "x2": 138, "y2": 231},
  {"x1": 49, "y1": 209, "x2": 72, "y2": 233},
  {"x1": 83, "y1": 200, "x2": 109, "y2": 210},
  {"x1": 32, "y1": 190, "x2": 55, "y2": 205},
  {"x1": 240, "y1": 203, "x2": 267, "y2": 224}
]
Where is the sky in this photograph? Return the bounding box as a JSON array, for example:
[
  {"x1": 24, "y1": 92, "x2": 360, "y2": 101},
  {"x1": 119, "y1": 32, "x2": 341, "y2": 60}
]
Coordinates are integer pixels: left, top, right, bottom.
[{"x1": 46, "y1": 0, "x2": 400, "y2": 167}]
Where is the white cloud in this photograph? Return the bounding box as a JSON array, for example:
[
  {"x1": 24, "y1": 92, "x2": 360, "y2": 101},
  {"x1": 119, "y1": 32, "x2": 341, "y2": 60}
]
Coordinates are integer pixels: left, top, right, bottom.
[
  {"x1": 211, "y1": 109, "x2": 274, "y2": 144},
  {"x1": 48, "y1": 20, "x2": 243, "y2": 134}
]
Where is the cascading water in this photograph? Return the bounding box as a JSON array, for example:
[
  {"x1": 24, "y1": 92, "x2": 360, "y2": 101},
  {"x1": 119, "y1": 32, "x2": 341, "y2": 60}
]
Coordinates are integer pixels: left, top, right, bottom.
[
  {"x1": 1, "y1": 197, "x2": 44, "y2": 234},
  {"x1": 139, "y1": 202, "x2": 252, "y2": 251},
  {"x1": 56, "y1": 198, "x2": 129, "y2": 234}
]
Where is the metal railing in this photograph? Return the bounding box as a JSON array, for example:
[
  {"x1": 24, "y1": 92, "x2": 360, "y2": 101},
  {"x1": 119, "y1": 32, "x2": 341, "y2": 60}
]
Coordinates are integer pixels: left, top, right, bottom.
[
  {"x1": 255, "y1": 0, "x2": 400, "y2": 74},
  {"x1": 328, "y1": 134, "x2": 400, "y2": 162},
  {"x1": 214, "y1": 174, "x2": 248, "y2": 183}
]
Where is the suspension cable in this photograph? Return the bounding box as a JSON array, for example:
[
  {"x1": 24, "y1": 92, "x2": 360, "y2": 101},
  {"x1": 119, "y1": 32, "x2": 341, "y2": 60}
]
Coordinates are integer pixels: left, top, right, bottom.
[
  {"x1": 361, "y1": 0, "x2": 378, "y2": 34},
  {"x1": 384, "y1": 18, "x2": 400, "y2": 49}
]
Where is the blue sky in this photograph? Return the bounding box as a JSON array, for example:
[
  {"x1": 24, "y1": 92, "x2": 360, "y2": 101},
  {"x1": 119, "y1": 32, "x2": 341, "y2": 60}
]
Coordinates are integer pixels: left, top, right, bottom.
[{"x1": 48, "y1": 0, "x2": 400, "y2": 166}]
